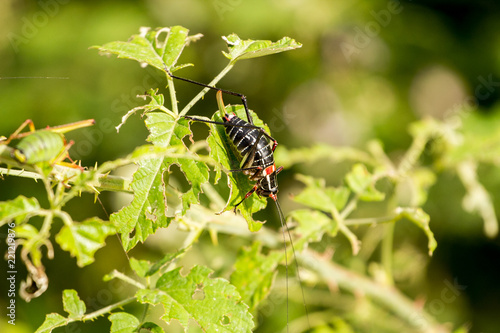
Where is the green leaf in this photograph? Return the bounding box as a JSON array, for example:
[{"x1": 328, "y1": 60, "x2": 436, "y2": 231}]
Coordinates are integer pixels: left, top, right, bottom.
[
  {"x1": 457, "y1": 160, "x2": 498, "y2": 238},
  {"x1": 222, "y1": 34, "x2": 302, "y2": 62},
  {"x1": 136, "y1": 265, "x2": 254, "y2": 332},
  {"x1": 146, "y1": 248, "x2": 187, "y2": 277},
  {"x1": 129, "y1": 258, "x2": 151, "y2": 278},
  {"x1": 290, "y1": 209, "x2": 337, "y2": 249},
  {"x1": 34, "y1": 313, "x2": 67, "y2": 333},
  {"x1": 439, "y1": 111, "x2": 500, "y2": 166},
  {"x1": 129, "y1": 248, "x2": 187, "y2": 278},
  {"x1": 139, "y1": 322, "x2": 164, "y2": 333},
  {"x1": 345, "y1": 163, "x2": 385, "y2": 201},
  {"x1": 62, "y1": 289, "x2": 86, "y2": 319},
  {"x1": 396, "y1": 167, "x2": 437, "y2": 207},
  {"x1": 109, "y1": 312, "x2": 140, "y2": 333},
  {"x1": 145, "y1": 111, "x2": 210, "y2": 214},
  {"x1": 111, "y1": 157, "x2": 171, "y2": 251},
  {"x1": 116, "y1": 89, "x2": 172, "y2": 132},
  {"x1": 93, "y1": 26, "x2": 201, "y2": 73},
  {"x1": 0, "y1": 195, "x2": 40, "y2": 226},
  {"x1": 294, "y1": 174, "x2": 350, "y2": 212},
  {"x1": 15, "y1": 224, "x2": 49, "y2": 267},
  {"x1": 56, "y1": 217, "x2": 116, "y2": 267},
  {"x1": 205, "y1": 105, "x2": 269, "y2": 232},
  {"x1": 112, "y1": 101, "x2": 182, "y2": 250},
  {"x1": 393, "y1": 207, "x2": 437, "y2": 256},
  {"x1": 230, "y1": 242, "x2": 281, "y2": 311}
]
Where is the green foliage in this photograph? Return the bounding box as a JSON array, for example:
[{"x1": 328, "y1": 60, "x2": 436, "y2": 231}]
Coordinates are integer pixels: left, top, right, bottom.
[
  {"x1": 56, "y1": 217, "x2": 116, "y2": 266},
  {"x1": 1, "y1": 24, "x2": 498, "y2": 333},
  {"x1": 137, "y1": 265, "x2": 254, "y2": 332}
]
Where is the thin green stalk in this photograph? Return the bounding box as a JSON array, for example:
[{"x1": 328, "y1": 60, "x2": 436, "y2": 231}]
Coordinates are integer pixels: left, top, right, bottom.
[
  {"x1": 339, "y1": 195, "x2": 359, "y2": 220},
  {"x1": 297, "y1": 250, "x2": 449, "y2": 333},
  {"x1": 40, "y1": 170, "x2": 56, "y2": 207},
  {"x1": 381, "y1": 222, "x2": 395, "y2": 286},
  {"x1": 39, "y1": 210, "x2": 54, "y2": 238},
  {"x1": 0, "y1": 167, "x2": 42, "y2": 180},
  {"x1": 69, "y1": 296, "x2": 137, "y2": 323},
  {"x1": 343, "y1": 215, "x2": 396, "y2": 226},
  {"x1": 179, "y1": 62, "x2": 235, "y2": 117},
  {"x1": 331, "y1": 205, "x2": 360, "y2": 255},
  {"x1": 106, "y1": 270, "x2": 146, "y2": 290},
  {"x1": 166, "y1": 73, "x2": 179, "y2": 115},
  {"x1": 397, "y1": 130, "x2": 431, "y2": 176}
]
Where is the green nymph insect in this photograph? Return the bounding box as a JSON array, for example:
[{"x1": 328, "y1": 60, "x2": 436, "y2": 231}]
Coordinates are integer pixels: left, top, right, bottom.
[{"x1": 3, "y1": 119, "x2": 95, "y2": 167}]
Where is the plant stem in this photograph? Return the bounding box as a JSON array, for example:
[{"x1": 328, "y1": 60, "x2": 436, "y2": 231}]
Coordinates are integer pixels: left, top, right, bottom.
[
  {"x1": 297, "y1": 250, "x2": 449, "y2": 333},
  {"x1": 331, "y1": 205, "x2": 360, "y2": 255},
  {"x1": 166, "y1": 73, "x2": 179, "y2": 115},
  {"x1": 381, "y1": 222, "x2": 395, "y2": 286},
  {"x1": 397, "y1": 129, "x2": 431, "y2": 176},
  {"x1": 76, "y1": 296, "x2": 137, "y2": 323},
  {"x1": 179, "y1": 62, "x2": 235, "y2": 117},
  {"x1": 107, "y1": 270, "x2": 146, "y2": 290},
  {"x1": 0, "y1": 167, "x2": 42, "y2": 180}
]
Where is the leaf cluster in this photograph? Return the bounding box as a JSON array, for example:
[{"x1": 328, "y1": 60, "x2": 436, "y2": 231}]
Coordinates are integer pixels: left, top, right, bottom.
[{"x1": 1, "y1": 25, "x2": 496, "y2": 333}]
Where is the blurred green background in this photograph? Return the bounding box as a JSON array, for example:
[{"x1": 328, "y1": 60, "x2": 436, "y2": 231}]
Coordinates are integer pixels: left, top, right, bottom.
[{"x1": 1, "y1": 0, "x2": 500, "y2": 332}]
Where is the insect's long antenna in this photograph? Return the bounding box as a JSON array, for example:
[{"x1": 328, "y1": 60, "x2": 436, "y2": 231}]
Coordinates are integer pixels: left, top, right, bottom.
[
  {"x1": 0, "y1": 77, "x2": 69, "y2": 80},
  {"x1": 273, "y1": 197, "x2": 310, "y2": 331},
  {"x1": 164, "y1": 67, "x2": 253, "y2": 124},
  {"x1": 273, "y1": 197, "x2": 289, "y2": 332}
]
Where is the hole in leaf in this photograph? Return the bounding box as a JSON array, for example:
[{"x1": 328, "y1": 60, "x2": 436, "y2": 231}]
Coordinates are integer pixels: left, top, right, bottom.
[
  {"x1": 169, "y1": 164, "x2": 190, "y2": 193},
  {"x1": 192, "y1": 288, "x2": 205, "y2": 300},
  {"x1": 220, "y1": 315, "x2": 230, "y2": 325}
]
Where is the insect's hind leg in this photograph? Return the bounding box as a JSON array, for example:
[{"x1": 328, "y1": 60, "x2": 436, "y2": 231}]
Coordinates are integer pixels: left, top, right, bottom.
[{"x1": 4, "y1": 119, "x2": 35, "y2": 144}]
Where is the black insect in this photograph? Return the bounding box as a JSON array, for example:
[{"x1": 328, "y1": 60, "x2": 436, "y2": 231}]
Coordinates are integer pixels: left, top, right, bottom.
[{"x1": 166, "y1": 69, "x2": 307, "y2": 331}]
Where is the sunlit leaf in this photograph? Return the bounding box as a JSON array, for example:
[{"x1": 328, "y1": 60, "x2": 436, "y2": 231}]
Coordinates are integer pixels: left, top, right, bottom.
[
  {"x1": 129, "y1": 258, "x2": 151, "y2": 279},
  {"x1": 111, "y1": 157, "x2": 171, "y2": 251},
  {"x1": 457, "y1": 160, "x2": 498, "y2": 238},
  {"x1": 222, "y1": 34, "x2": 302, "y2": 62},
  {"x1": 129, "y1": 248, "x2": 187, "y2": 278},
  {"x1": 0, "y1": 195, "x2": 40, "y2": 226},
  {"x1": 145, "y1": 111, "x2": 210, "y2": 213},
  {"x1": 109, "y1": 312, "x2": 140, "y2": 333},
  {"x1": 396, "y1": 167, "x2": 437, "y2": 207},
  {"x1": 116, "y1": 89, "x2": 171, "y2": 132},
  {"x1": 345, "y1": 164, "x2": 385, "y2": 201},
  {"x1": 136, "y1": 265, "x2": 254, "y2": 332},
  {"x1": 62, "y1": 289, "x2": 86, "y2": 319},
  {"x1": 139, "y1": 322, "x2": 164, "y2": 333},
  {"x1": 439, "y1": 111, "x2": 500, "y2": 166},
  {"x1": 113, "y1": 108, "x2": 208, "y2": 250},
  {"x1": 393, "y1": 207, "x2": 437, "y2": 256},
  {"x1": 93, "y1": 26, "x2": 201, "y2": 73},
  {"x1": 56, "y1": 218, "x2": 116, "y2": 267},
  {"x1": 293, "y1": 174, "x2": 350, "y2": 212},
  {"x1": 290, "y1": 209, "x2": 337, "y2": 249},
  {"x1": 34, "y1": 313, "x2": 67, "y2": 333},
  {"x1": 145, "y1": 248, "x2": 187, "y2": 277},
  {"x1": 230, "y1": 242, "x2": 281, "y2": 311}
]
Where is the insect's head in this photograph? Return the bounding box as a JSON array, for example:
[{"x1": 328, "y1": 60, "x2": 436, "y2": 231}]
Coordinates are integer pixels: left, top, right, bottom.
[{"x1": 256, "y1": 172, "x2": 279, "y2": 198}]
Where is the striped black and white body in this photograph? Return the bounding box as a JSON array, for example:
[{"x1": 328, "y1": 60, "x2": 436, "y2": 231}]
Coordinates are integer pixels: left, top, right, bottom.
[
  {"x1": 222, "y1": 111, "x2": 282, "y2": 205},
  {"x1": 165, "y1": 68, "x2": 307, "y2": 332}
]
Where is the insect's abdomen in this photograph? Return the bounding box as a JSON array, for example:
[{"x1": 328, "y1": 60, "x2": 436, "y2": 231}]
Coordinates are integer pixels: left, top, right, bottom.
[
  {"x1": 224, "y1": 115, "x2": 274, "y2": 169},
  {"x1": 14, "y1": 130, "x2": 65, "y2": 164}
]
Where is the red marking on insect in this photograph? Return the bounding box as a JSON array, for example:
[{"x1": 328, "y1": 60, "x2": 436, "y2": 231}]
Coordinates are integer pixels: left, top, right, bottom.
[{"x1": 264, "y1": 164, "x2": 276, "y2": 175}]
